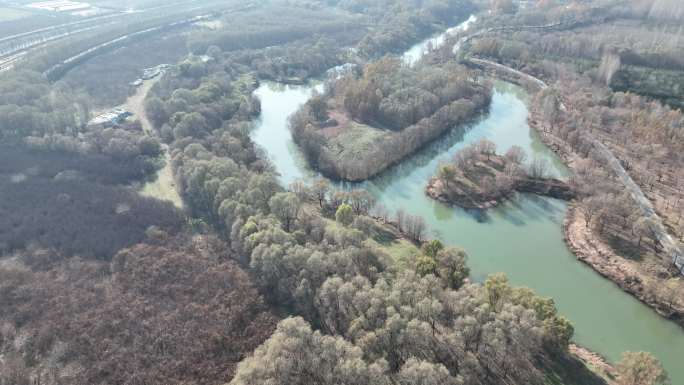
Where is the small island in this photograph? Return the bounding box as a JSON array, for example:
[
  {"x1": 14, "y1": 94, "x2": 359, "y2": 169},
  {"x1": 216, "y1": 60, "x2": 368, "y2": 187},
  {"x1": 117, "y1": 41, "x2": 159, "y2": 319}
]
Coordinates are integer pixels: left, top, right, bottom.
[
  {"x1": 426, "y1": 141, "x2": 574, "y2": 209},
  {"x1": 290, "y1": 57, "x2": 492, "y2": 181}
]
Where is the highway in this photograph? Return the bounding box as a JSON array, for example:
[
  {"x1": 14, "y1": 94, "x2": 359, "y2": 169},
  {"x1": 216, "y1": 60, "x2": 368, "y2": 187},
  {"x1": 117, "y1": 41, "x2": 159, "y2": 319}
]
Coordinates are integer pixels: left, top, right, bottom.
[{"x1": 0, "y1": 0, "x2": 249, "y2": 73}]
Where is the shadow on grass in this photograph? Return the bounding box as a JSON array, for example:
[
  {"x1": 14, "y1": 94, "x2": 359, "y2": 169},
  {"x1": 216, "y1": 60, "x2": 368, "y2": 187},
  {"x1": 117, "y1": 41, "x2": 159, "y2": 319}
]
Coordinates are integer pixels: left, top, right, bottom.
[
  {"x1": 372, "y1": 224, "x2": 400, "y2": 245},
  {"x1": 606, "y1": 233, "x2": 645, "y2": 262},
  {"x1": 541, "y1": 353, "x2": 609, "y2": 385}
]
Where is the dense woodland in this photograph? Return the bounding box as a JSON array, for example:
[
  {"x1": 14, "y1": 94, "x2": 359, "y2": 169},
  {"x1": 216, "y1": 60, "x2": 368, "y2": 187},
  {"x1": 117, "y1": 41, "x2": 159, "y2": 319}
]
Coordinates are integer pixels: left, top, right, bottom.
[
  {"x1": 142, "y1": 56, "x2": 589, "y2": 385},
  {"x1": 0, "y1": 0, "x2": 676, "y2": 384},
  {"x1": 461, "y1": 0, "x2": 684, "y2": 107},
  {"x1": 531, "y1": 71, "x2": 684, "y2": 314},
  {"x1": 290, "y1": 57, "x2": 492, "y2": 180},
  {"x1": 0, "y1": 235, "x2": 277, "y2": 385},
  {"x1": 453, "y1": 0, "x2": 684, "y2": 324}
]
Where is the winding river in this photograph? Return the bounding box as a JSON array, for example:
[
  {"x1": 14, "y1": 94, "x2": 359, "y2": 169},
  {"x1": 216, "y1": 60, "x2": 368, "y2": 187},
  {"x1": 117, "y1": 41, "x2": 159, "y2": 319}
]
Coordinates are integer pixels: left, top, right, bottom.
[{"x1": 251, "y1": 20, "x2": 684, "y2": 383}]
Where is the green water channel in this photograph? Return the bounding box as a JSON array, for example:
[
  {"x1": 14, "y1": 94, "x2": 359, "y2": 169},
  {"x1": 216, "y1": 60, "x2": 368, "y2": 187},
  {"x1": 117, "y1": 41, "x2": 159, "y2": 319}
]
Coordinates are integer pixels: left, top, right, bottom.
[{"x1": 251, "y1": 35, "x2": 684, "y2": 384}]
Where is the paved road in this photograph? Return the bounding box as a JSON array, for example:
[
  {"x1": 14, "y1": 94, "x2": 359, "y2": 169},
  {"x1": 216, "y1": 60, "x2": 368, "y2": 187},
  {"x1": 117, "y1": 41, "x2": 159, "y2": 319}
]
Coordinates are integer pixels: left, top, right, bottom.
[{"x1": 0, "y1": 1, "x2": 252, "y2": 73}]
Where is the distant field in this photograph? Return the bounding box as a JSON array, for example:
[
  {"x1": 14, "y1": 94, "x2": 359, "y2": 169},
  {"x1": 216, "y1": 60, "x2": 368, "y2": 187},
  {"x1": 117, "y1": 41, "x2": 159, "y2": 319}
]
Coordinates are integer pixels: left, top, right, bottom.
[{"x1": 0, "y1": 7, "x2": 31, "y2": 22}]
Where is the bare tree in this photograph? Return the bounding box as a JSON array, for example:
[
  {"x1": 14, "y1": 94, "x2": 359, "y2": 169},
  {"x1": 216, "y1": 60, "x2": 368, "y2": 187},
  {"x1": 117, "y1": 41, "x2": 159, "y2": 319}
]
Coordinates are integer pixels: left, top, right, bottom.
[
  {"x1": 505, "y1": 145, "x2": 527, "y2": 165},
  {"x1": 372, "y1": 203, "x2": 389, "y2": 223},
  {"x1": 312, "y1": 178, "x2": 330, "y2": 208},
  {"x1": 528, "y1": 158, "x2": 550, "y2": 179},
  {"x1": 438, "y1": 164, "x2": 457, "y2": 189},
  {"x1": 396, "y1": 209, "x2": 407, "y2": 232},
  {"x1": 477, "y1": 139, "x2": 497, "y2": 160}
]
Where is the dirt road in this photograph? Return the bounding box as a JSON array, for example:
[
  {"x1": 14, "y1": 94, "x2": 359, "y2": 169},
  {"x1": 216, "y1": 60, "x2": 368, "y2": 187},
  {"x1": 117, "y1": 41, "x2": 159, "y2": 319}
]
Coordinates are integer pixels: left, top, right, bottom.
[{"x1": 124, "y1": 77, "x2": 183, "y2": 209}]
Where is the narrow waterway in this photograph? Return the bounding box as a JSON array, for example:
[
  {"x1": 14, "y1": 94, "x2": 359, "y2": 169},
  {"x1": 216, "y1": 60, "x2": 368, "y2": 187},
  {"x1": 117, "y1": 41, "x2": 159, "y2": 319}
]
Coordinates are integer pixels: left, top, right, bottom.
[
  {"x1": 250, "y1": 23, "x2": 684, "y2": 383},
  {"x1": 402, "y1": 14, "x2": 477, "y2": 66}
]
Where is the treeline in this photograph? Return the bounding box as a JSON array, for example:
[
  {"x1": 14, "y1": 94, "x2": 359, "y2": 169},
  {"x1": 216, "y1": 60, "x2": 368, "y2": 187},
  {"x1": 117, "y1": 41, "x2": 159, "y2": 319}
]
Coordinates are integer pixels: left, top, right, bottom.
[
  {"x1": 0, "y1": 70, "x2": 89, "y2": 142},
  {"x1": 334, "y1": 58, "x2": 489, "y2": 130},
  {"x1": 469, "y1": 24, "x2": 684, "y2": 75},
  {"x1": 187, "y1": 5, "x2": 366, "y2": 55},
  {"x1": 341, "y1": 0, "x2": 477, "y2": 57},
  {"x1": 0, "y1": 146, "x2": 156, "y2": 185},
  {"x1": 532, "y1": 70, "x2": 683, "y2": 277},
  {"x1": 144, "y1": 56, "x2": 590, "y2": 385},
  {"x1": 0, "y1": 235, "x2": 277, "y2": 385},
  {"x1": 62, "y1": 30, "x2": 191, "y2": 108},
  {"x1": 290, "y1": 57, "x2": 492, "y2": 180},
  {"x1": 145, "y1": 60, "x2": 261, "y2": 144},
  {"x1": 188, "y1": 0, "x2": 478, "y2": 63},
  {"x1": 226, "y1": 36, "x2": 350, "y2": 83},
  {"x1": 0, "y1": 68, "x2": 164, "y2": 181},
  {"x1": 460, "y1": 0, "x2": 684, "y2": 106}
]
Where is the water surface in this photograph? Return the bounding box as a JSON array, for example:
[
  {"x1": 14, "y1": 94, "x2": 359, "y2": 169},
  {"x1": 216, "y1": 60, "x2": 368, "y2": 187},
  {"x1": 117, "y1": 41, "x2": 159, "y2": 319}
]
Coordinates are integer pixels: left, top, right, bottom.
[
  {"x1": 250, "y1": 29, "x2": 684, "y2": 384},
  {"x1": 403, "y1": 14, "x2": 477, "y2": 66}
]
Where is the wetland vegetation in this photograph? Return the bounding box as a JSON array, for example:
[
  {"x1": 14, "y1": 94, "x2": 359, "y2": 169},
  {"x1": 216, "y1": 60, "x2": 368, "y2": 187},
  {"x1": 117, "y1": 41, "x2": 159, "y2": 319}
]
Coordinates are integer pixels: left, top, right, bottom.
[{"x1": 0, "y1": 1, "x2": 682, "y2": 385}]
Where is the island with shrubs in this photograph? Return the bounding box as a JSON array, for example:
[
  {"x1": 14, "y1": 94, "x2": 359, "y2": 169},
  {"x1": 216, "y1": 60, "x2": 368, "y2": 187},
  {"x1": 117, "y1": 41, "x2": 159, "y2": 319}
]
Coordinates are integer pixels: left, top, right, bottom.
[
  {"x1": 426, "y1": 141, "x2": 574, "y2": 209},
  {"x1": 290, "y1": 57, "x2": 492, "y2": 181}
]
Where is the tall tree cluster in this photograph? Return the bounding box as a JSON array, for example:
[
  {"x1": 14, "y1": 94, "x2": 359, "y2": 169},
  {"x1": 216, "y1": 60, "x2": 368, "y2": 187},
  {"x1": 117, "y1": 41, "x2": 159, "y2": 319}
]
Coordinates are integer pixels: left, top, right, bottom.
[
  {"x1": 0, "y1": 70, "x2": 90, "y2": 142},
  {"x1": 147, "y1": 56, "x2": 581, "y2": 385},
  {"x1": 290, "y1": 58, "x2": 492, "y2": 180},
  {"x1": 533, "y1": 70, "x2": 683, "y2": 261}
]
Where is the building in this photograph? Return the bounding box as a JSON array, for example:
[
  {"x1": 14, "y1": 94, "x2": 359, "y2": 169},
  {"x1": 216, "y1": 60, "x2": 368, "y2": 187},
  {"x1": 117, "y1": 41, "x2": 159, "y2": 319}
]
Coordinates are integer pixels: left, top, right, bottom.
[
  {"x1": 141, "y1": 64, "x2": 170, "y2": 80},
  {"x1": 88, "y1": 108, "x2": 132, "y2": 129}
]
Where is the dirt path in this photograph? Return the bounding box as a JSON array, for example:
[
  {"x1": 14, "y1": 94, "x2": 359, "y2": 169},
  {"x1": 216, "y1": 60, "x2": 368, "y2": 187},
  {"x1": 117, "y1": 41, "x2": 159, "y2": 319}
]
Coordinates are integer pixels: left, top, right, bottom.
[
  {"x1": 124, "y1": 77, "x2": 183, "y2": 209},
  {"x1": 124, "y1": 78, "x2": 159, "y2": 136}
]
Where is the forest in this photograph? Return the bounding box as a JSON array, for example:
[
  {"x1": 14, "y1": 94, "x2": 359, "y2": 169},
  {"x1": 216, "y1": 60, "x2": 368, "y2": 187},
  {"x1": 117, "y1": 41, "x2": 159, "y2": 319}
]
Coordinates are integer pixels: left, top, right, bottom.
[
  {"x1": 0, "y1": 0, "x2": 678, "y2": 384},
  {"x1": 461, "y1": 0, "x2": 684, "y2": 107},
  {"x1": 455, "y1": 0, "x2": 684, "y2": 330},
  {"x1": 290, "y1": 57, "x2": 492, "y2": 180},
  {"x1": 142, "y1": 55, "x2": 590, "y2": 385}
]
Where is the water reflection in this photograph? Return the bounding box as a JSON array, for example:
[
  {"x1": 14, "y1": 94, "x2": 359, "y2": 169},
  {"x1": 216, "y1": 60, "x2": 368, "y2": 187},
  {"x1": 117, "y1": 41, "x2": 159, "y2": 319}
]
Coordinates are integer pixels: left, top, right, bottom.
[{"x1": 250, "y1": 41, "x2": 684, "y2": 385}]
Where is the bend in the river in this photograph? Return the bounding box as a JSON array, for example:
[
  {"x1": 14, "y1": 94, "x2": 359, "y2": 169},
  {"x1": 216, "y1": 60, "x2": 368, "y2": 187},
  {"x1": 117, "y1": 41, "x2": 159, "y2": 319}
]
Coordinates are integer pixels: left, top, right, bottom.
[{"x1": 250, "y1": 17, "x2": 684, "y2": 383}]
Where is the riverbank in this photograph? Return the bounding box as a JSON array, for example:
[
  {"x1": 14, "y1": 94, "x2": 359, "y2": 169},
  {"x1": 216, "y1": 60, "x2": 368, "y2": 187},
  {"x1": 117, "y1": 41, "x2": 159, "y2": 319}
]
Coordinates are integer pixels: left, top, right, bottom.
[
  {"x1": 528, "y1": 91, "x2": 684, "y2": 329},
  {"x1": 466, "y1": 56, "x2": 684, "y2": 329},
  {"x1": 569, "y1": 344, "x2": 615, "y2": 384},
  {"x1": 564, "y1": 205, "x2": 684, "y2": 327}
]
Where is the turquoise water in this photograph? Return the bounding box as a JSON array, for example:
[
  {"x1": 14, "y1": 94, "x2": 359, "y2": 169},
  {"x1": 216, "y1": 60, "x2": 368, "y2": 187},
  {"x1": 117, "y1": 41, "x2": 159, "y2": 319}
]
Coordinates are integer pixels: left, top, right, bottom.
[{"x1": 250, "y1": 35, "x2": 684, "y2": 384}]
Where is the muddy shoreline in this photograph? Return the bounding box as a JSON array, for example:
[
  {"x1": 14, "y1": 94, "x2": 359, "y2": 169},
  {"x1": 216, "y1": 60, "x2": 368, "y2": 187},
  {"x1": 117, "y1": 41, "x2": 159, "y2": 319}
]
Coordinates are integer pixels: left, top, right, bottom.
[
  {"x1": 562, "y1": 204, "x2": 684, "y2": 328},
  {"x1": 528, "y1": 113, "x2": 684, "y2": 329},
  {"x1": 467, "y1": 55, "x2": 684, "y2": 329}
]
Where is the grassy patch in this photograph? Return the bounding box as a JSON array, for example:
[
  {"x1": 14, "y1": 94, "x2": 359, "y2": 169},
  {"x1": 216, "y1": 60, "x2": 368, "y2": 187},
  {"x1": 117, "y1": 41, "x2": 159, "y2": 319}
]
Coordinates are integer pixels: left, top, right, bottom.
[
  {"x1": 365, "y1": 237, "x2": 418, "y2": 271},
  {"x1": 321, "y1": 211, "x2": 419, "y2": 270},
  {"x1": 364, "y1": 219, "x2": 419, "y2": 270},
  {"x1": 326, "y1": 120, "x2": 390, "y2": 165}
]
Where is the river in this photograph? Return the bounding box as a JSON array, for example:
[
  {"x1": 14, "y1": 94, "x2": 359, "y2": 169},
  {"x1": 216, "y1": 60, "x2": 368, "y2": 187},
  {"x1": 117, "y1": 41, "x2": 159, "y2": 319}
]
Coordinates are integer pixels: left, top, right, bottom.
[{"x1": 250, "y1": 20, "x2": 684, "y2": 383}]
